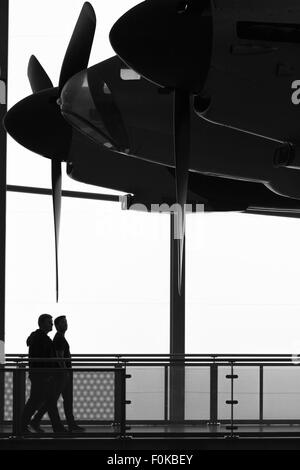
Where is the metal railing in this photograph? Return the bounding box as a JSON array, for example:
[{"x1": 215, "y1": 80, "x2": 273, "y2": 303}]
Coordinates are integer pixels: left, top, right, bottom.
[
  {"x1": 2, "y1": 354, "x2": 300, "y2": 438},
  {"x1": 1, "y1": 358, "x2": 128, "y2": 438}
]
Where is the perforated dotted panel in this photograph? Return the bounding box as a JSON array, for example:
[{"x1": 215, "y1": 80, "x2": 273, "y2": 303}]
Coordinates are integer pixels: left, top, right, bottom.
[
  {"x1": 4, "y1": 370, "x2": 115, "y2": 422},
  {"x1": 4, "y1": 372, "x2": 13, "y2": 421},
  {"x1": 72, "y1": 372, "x2": 114, "y2": 420}
]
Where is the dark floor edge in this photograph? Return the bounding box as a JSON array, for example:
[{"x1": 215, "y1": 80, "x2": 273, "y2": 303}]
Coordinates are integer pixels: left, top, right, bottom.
[{"x1": 1, "y1": 437, "x2": 300, "y2": 450}]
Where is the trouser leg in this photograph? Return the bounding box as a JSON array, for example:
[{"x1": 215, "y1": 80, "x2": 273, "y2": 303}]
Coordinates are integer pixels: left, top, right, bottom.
[
  {"x1": 46, "y1": 401, "x2": 63, "y2": 431},
  {"x1": 33, "y1": 371, "x2": 64, "y2": 425},
  {"x1": 31, "y1": 402, "x2": 48, "y2": 424},
  {"x1": 62, "y1": 372, "x2": 75, "y2": 426},
  {"x1": 44, "y1": 372, "x2": 65, "y2": 431},
  {"x1": 21, "y1": 377, "x2": 46, "y2": 428}
]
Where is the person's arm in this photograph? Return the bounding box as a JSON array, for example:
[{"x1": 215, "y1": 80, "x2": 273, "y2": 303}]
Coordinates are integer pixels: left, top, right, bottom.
[
  {"x1": 53, "y1": 335, "x2": 66, "y2": 368},
  {"x1": 56, "y1": 349, "x2": 66, "y2": 369}
]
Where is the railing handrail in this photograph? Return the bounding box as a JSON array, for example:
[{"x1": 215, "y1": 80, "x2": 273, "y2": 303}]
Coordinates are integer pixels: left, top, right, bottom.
[
  {"x1": 5, "y1": 353, "x2": 298, "y2": 358},
  {"x1": 3, "y1": 355, "x2": 300, "y2": 366}
]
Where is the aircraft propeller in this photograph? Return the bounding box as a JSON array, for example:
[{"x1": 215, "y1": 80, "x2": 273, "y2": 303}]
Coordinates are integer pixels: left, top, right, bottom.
[
  {"x1": 173, "y1": 89, "x2": 190, "y2": 290},
  {"x1": 4, "y1": 2, "x2": 96, "y2": 301},
  {"x1": 27, "y1": 56, "x2": 62, "y2": 304},
  {"x1": 110, "y1": 0, "x2": 213, "y2": 294},
  {"x1": 27, "y1": 55, "x2": 53, "y2": 92}
]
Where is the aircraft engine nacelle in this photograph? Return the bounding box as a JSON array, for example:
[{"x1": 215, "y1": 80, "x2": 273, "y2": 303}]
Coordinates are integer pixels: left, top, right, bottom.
[
  {"x1": 110, "y1": 0, "x2": 300, "y2": 150},
  {"x1": 109, "y1": 0, "x2": 214, "y2": 95},
  {"x1": 201, "y1": 0, "x2": 300, "y2": 147}
]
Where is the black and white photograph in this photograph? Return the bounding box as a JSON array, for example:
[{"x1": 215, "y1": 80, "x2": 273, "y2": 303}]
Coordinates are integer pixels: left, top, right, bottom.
[{"x1": 2, "y1": 0, "x2": 300, "y2": 460}]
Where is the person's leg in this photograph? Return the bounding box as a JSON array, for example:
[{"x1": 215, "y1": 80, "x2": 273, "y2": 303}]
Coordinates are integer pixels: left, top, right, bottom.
[
  {"x1": 46, "y1": 402, "x2": 64, "y2": 432},
  {"x1": 63, "y1": 371, "x2": 85, "y2": 431},
  {"x1": 28, "y1": 373, "x2": 61, "y2": 432},
  {"x1": 30, "y1": 402, "x2": 48, "y2": 429},
  {"x1": 43, "y1": 372, "x2": 65, "y2": 432},
  {"x1": 21, "y1": 377, "x2": 45, "y2": 429},
  {"x1": 62, "y1": 372, "x2": 75, "y2": 426}
]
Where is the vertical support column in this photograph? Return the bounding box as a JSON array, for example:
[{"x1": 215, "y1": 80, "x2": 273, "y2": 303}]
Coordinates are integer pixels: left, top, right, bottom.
[
  {"x1": 169, "y1": 213, "x2": 185, "y2": 422},
  {"x1": 0, "y1": 0, "x2": 9, "y2": 425}
]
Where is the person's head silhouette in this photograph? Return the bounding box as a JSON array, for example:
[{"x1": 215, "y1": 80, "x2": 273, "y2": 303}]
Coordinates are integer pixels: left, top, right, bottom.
[
  {"x1": 54, "y1": 316, "x2": 68, "y2": 334},
  {"x1": 38, "y1": 314, "x2": 53, "y2": 334}
]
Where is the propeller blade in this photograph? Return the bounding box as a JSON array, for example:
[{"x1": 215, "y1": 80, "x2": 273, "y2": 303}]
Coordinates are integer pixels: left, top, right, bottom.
[
  {"x1": 61, "y1": 65, "x2": 130, "y2": 152},
  {"x1": 52, "y1": 159, "x2": 62, "y2": 303},
  {"x1": 173, "y1": 89, "x2": 190, "y2": 295},
  {"x1": 59, "y1": 2, "x2": 96, "y2": 94},
  {"x1": 3, "y1": 88, "x2": 72, "y2": 160},
  {"x1": 27, "y1": 55, "x2": 53, "y2": 93}
]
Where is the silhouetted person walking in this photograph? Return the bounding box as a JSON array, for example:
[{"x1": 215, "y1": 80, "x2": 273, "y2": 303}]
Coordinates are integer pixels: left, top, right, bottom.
[
  {"x1": 31, "y1": 315, "x2": 85, "y2": 433},
  {"x1": 21, "y1": 314, "x2": 66, "y2": 433}
]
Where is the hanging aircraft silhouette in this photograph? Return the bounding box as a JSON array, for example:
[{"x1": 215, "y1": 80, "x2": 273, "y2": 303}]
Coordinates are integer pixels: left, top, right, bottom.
[{"x1": 4, "y1": 1, "x2": 300, "y2": 300}]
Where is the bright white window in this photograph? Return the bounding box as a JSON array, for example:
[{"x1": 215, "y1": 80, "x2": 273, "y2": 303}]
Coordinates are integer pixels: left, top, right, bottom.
[
  {"x1": 186, "y1": 213, "x2": 300, "y2": 354},
  {"x1": 6, "y1": 193, "x2": 170, "y2": 353}
]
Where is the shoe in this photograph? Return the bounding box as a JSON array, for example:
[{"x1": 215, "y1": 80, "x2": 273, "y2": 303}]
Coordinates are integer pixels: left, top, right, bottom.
[
  {"x1": 29, "y1": 421, "x2": 45, "y2": 433},
  {"x1": 21, "y1": 426, "x2": 34, "y2": 435},
  {"x1": 68, "y1": 423, "x2": 86, "y2": 433},
  {"x1": 53, "y1": 426, "x2": 68, "y2": 434}
]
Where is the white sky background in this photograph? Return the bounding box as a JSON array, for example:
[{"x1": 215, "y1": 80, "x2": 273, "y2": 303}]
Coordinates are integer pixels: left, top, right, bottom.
[{"x1": 5, "y1": 0, "x2": 300, "y2": 355}]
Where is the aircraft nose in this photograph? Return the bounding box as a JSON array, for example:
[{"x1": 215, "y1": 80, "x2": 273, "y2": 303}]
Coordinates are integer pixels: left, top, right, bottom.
[
  {"x1": 60, "y1": 69, "x2": 130, "y2": 153},
  {"x1": 109, "y1": 0, "x2": 213, "y2": 93}
]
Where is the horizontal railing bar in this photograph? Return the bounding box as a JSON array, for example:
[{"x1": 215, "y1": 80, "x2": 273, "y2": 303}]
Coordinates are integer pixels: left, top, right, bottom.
[
  {"x1": 4, "y1": 357, "x2": 300, "y2": 363},
  {"x1": 3, "y1": 431, "x2": 300, "y2": 439},
  {"x1": 127, "y1": 419, "x2": 300, "y2": 425},
  {"x1": 147, "y1": 364, "x2": 297, "y2": 368},
  {"x1": 3, "y1": 419, "x2": 300, "y2": 426},
  {"x1": 0, "y1": 432, "x2": 121, "y2": 438},
  {"x1": 0, "y1": 367, "x2": 120, "y2": 372},
  {"x1": 6, "y1": 353, "x2": 297, "y2": 357},
  {"x1": 2, "y1": 363, "x2": 300, "y2": 369},
  {"x1": 6, "y1": 185, "x2": 121, "y2": 202},
  {"x1": 127, "y1": 432, "x2": 300, "y2": 438}
]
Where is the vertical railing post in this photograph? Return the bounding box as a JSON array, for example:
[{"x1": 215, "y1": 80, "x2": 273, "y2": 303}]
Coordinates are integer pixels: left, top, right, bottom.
[
  {"x1": 13, "y1": 364, "x2": 26, "y2": 437},
  {"x1": 209, "y1": 360, "x2": 218, "y2": 425},
  {"x1": 119, "y1": 368, "x2": 126, "y2": 438},
  {"x1": 259, "y1": 365, "x2": 264, "y2": 423},
  {"x1": 114, "y1": 364, "x2": 122, "y2": 428},
  {"x1": 20, "y1": 363, "x2": 26, "y2": 413},
  {"x1": 225, "y1": 361, "x2": 239, "y2": 438},
  {"x1": 13, "y1": 363, "x2": 26, "y2": 437},
  {"x1": 115, "y1": 365, "x2": 130, "y2": 438},
  {"x1": 12, "y1": 369, "x2": 18, "y2": 436},
  {"x1": 164, "y1": 365, "x2": 169, "y2": 422}
]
